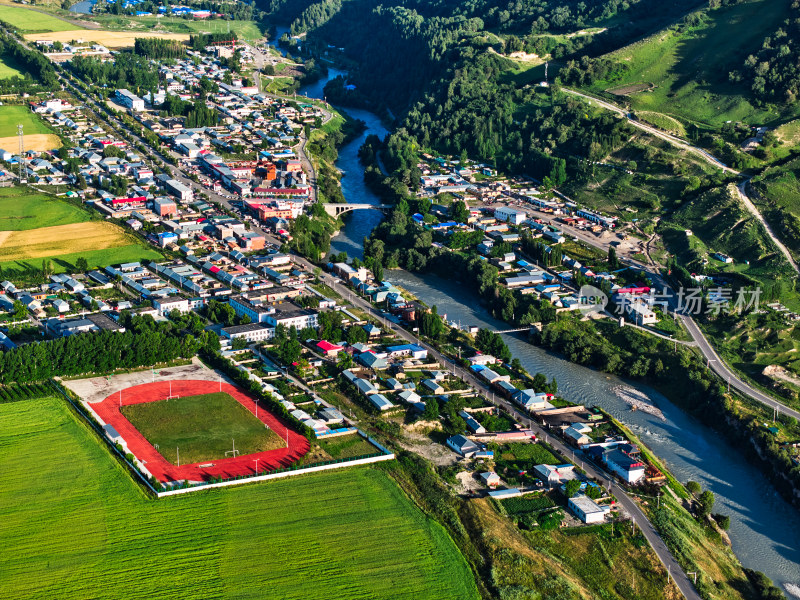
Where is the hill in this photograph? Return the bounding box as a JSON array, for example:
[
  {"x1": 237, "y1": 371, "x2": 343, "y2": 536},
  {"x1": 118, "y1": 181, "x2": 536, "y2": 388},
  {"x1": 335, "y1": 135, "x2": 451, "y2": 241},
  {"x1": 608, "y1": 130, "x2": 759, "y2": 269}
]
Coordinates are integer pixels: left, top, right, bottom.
[{"x1": 573, "y1": 0, "x2": 799, "y2": 129}]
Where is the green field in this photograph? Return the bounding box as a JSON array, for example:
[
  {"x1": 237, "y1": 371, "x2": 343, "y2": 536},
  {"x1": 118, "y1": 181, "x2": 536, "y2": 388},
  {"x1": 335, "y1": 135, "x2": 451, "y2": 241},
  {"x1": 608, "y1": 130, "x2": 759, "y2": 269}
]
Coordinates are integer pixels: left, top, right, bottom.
[
  {"x1": 121, "y1": 392, "x2": 284, "y2": 464},
  {"x1": 90, "y1": 14, "x2": 264, "y2": 40},
  {"x1": 0, "y1": 56, "x2": 24, "y2": 79},
  {"x1": 590, "y1": 0, "x2": 799, "y2": 128},
  {"x1": 0, "y1": 105, "x2": 54, "y2": 137},
  {"x1": 0, "y1": 187, "x2": 89, "y2": 231},
  {"x1": 0, "y1": 244, "x2": 163, "y2": 275},
  {"x1": 0, "y1": 5, "x2": 79, "y2": 33},
  {"x1": 0, "y1": 397, "x2": 480, "y2": 599},
  {"x1": 318, "y1": 433, "x2": 379, "y2": 459}
]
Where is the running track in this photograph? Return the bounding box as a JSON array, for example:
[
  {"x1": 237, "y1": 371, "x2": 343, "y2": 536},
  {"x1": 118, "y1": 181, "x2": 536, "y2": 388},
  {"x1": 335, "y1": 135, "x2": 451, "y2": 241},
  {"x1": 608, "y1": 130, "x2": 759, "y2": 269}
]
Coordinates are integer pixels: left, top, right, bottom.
[{"x1": 92, "y1": 380, "x2": 311, "y2": 483}]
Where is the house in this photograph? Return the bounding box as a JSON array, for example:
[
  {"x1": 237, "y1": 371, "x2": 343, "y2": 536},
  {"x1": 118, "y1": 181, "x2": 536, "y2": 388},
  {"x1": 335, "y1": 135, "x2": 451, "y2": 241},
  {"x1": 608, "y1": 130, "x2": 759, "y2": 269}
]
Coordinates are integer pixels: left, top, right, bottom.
[
  {"x1": 624, "y1": 299, "x2": 657, "y2": 326},
  {"x1": 467, "y1": 354, "x2": 497, "y2": 367},
  {"x1": 494, "y1": 206, "x2": 526, "y2": 225},
  {"x1": 459, "y1": 410, "x2": 486, "y2": 434},
  {"x1": 316, "y1": 340, "x2": 343, "y2": 357},
  {"x1": 397, "y1": 389, "x2": 422, "y2": 404},
  {"x1": 568, "y1": 495, "x2": 609, "y2": 524},
  {"x1": 533, "y1": 463, "x2": 576, "y2": 486},
  {"x1": 480, "y1": 472, "x2": 501, "y2": 488},
  {"x1": 358, "y1": 352, "x2": 388, "y2": 370},
  {"x1": 318, "y1": 406, "x2": 345, "y2": 424},
  {"x1": 363, "y1": 323, "x2": 381, "y2": 337},
  {"x1": 421, "y1": 378, "x2": 444, "y2": 394},
  {"x1": 513, "y1": 389, "x2": 552, "y2": 411},
  {"x1": 115, "y1": 89, "x2": 145, "y2": 111},
  {"x1": 368, "y1": 393, "x2": 394, "y2": 411},
  {"x1": 52, "y1": 299, "x2": 70, "y2": 313},
  {"x1": 602, "y1": 448, "x2": 646, "y2": 483},
  {"x1": 446, "y1": 434, "x2": 480, "y2": 457},
  {"x1": 564, "y1": 425, "x2": 591, "y2": 446}
]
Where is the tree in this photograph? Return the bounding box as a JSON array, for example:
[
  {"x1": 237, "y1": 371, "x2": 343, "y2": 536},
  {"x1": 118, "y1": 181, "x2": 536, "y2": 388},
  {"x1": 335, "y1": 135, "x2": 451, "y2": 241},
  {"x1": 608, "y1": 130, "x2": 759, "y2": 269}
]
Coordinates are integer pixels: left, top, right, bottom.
[
  {"x1": 713, "y1": 513, "x2": 731, "y2": 530},
  {"x1": 608, "y1": 246, "x2": 618, "y2": 269},
  {"x1": 421, "y1": 398, "x2": 439, "y2": 421},
  {"x1": 564, "y1": 479, "x2": 581, "y2": 498},
  {"x1": 232, "y1": 337, "x2": 248, "y2": 350},
  {"x1": 451, "y1": 200, "x2": 470, "y2": 223},
  {"x1": 336, "y1": 350, "x2": 353, "y2": 370},
  {"x1": 75, "y1": 257, "x2": 89, "y2": 273},
  {"x1": 686, "y1": 480, "x2": 702, "y2": 495},
  {"x1": 698, "y1": 490, "x2": 715, "y2": 518}
]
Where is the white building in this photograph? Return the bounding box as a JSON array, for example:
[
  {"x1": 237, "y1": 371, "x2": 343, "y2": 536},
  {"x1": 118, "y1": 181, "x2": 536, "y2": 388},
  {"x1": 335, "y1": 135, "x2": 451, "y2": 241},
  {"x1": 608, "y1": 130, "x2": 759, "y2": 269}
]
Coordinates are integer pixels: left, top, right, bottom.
[
  {"x1": 568, "y1": 495, "x2": 609, "y2": 524},
  {"x1": 115, "y1": 89, "x2": 145, "y2": 111},
  {"x1": 625, "y1": 299, "x2": 657, "y2": 326},
  {"x1": 153, "y1": 296, "x2": 190, "y2": 316},
  {"x1": 494, "y1": 206, "x2": 526, "y2": 225},
  {"x1": 221, "y1": 323, "x2": 275, "y2": 343}
]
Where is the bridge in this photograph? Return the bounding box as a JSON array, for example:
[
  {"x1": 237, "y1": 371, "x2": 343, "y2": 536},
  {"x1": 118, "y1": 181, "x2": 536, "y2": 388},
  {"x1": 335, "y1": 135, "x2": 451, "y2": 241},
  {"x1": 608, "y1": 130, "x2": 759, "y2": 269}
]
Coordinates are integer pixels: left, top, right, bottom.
[{"x1": 322, "y1": 203, "x2": 393, "y2": 217}]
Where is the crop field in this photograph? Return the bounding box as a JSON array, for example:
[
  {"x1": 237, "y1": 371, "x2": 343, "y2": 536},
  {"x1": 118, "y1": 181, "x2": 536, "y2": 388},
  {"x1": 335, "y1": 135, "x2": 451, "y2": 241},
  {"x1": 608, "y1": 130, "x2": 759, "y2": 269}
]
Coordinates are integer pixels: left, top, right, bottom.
[
  {"x1": 500, "y1": 494, "x2": 555, "y2": 515},
  {"x1": 121, "y1": 392, "x2": 285, "y2": 464},
  {"x1": 591, "y1": 0, "x2": 798, "y2": 127},
  {"x1": 0, "y1": 221, "x2": 140, "y2": 262},
  {"x1": 0, "y1": 5, "x2": 80, "y2": 33},
  {"x1": 0, "y1": 187, "x2": 161, "y2": 274},
  {"x1": 0, "y1": 397, "x2": 479, "y2": 600},
  {"x1": 24, "y1": 29, "x2": 190, "y2": 48},
  {"x1": 318, "y1": 433, "x2": 381, "y2": 459}
]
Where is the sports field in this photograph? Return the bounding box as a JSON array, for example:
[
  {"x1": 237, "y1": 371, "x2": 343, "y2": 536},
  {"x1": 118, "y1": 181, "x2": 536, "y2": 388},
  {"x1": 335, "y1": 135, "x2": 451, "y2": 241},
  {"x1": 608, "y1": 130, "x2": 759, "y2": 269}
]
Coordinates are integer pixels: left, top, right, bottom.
[
  {"x1": 0, "y1": 187, "x2": 162, "y2": 273},
  {"x1": 591, "y1": 0, "x2": 799, "y2": 127},
  {"x1": 0, "y1": 4, "x2": 79, "y2": 32},
  {"x1": 122, "y1": 391, "x2": 285, "y2": 464},
  {"x1": 0, "y1": 105, "x2": 55, "y2": 137},
  {"x1": 0, "y1": 397, "x2": 480, "y2": 600}
]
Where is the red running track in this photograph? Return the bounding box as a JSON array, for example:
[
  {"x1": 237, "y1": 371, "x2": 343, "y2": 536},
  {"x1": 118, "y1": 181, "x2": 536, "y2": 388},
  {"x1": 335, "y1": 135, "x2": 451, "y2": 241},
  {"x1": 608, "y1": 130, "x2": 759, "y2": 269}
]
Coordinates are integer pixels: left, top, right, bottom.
[{"x1": 92, "y1": 380, "x2": 310, "y2": 484}]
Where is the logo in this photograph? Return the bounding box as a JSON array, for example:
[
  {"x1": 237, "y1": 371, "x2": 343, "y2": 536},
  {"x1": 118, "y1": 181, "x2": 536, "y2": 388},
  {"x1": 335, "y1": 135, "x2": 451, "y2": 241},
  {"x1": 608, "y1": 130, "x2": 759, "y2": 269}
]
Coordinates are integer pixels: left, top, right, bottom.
[{"x1": 578, "y1": 285, "x2": 608, "y2": 316}]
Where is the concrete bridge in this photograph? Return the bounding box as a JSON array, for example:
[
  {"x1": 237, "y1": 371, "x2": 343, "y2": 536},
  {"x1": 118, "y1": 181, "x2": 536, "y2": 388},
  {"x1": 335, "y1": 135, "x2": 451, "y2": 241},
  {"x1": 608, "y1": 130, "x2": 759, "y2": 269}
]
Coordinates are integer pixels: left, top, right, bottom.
[{"x1": 322, "y1": 203, "x2": 393, "y2": 217}]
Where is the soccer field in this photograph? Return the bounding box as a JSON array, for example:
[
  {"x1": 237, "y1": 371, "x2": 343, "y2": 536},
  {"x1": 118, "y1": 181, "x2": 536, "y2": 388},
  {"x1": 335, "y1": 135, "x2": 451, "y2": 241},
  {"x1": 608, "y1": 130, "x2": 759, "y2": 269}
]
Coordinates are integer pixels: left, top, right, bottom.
[
  {"x1": 0, "y1": 398, "x2": 480, "y2": 600},
  {"x1": 121, "y1": 391, "x2": 285, "y2": 464},
  {"x1": 0, "y1": 105, "x2": 55, "y2": 137}
]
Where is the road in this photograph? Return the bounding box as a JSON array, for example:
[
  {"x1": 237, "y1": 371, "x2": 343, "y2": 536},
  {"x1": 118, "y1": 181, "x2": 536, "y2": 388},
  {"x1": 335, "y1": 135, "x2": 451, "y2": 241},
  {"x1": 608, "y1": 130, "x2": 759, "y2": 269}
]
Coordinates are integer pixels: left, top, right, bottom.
[
  {"x1": 562, "y1": 88, "x2": 736, "y2": 173},
  {"x1": 734, "y1": 179, "x2": 800, "y2": 275},
  {"x1": 680, "y1": 314, "x2": 800, "y2": 421},
  {"x1": 307, "y1": 263, "x2": 700, "y2": 600}
]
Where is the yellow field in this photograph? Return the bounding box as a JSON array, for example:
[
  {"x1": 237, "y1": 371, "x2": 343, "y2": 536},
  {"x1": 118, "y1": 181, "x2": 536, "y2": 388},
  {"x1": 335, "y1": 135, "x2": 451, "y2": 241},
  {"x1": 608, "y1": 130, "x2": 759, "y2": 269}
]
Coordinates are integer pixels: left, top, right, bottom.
[
  {"x1": 24, "y1": 30, "x2": 190, "y2": 48},
  {"x1": 0, "y1": 221, "x2": 132, "y2": 261},
  {"x1": 0, "y1": 134, "x2": 62, "y2": 152}
]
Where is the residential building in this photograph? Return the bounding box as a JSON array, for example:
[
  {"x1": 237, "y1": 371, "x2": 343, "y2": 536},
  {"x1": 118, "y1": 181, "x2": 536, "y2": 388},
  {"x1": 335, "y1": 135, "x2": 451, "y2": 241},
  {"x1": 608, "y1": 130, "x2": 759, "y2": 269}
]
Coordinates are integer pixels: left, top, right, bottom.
[
  {"x1": 602, "y1": 448, "x2": 646, "y2": 483},
  {"x1": 221, "y1": 323, "x2": 275, "y2": 343},
  {"x1": 153, "y1": 296, "x2": 190, "y2": 315},
  {"x1": 446, "y1": 434, "x2": 480, "y2": 457},
  {"x1": 115, "y1": 89, "x2": 145, "y2": 111},
  {"x1": 568, "y1": 495, "x2": 609, "y2": 524}
]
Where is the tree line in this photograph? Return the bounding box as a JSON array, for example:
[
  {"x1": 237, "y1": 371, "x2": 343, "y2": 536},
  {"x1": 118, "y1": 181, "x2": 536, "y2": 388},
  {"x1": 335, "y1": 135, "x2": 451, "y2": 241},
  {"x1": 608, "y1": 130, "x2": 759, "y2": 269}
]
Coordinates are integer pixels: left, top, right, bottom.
[{"x1": 134, "y1": 37, "x2": 185, "y2": 59}]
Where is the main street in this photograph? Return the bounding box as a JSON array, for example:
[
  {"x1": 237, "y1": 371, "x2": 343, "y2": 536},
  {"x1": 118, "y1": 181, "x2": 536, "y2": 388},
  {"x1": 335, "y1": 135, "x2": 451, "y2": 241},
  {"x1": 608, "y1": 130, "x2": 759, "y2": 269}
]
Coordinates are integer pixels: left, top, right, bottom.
[{"x1": 304, "y1": 261, "x2": 701, "y2": 600}]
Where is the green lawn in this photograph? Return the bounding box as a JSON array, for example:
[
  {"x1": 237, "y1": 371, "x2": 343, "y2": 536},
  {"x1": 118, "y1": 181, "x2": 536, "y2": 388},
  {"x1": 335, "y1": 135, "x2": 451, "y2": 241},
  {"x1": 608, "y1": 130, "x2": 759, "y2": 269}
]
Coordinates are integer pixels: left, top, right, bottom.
[
  {"x1": 121, "y1": 392, "x2": 284, "y2": 464},
  {"x1": 0, "y1": 187, "x2": 89, "y2": 231},
  {"x1": 591, "y1": 0, "x2": 799, "y2": 128},
  {"x1": 0, "y1": 5, "x2": 79, "y2": 33},
  {"x1": 0, "y1": 56, "x2": 24, "y2": 79},
  {"x1": 0, "y1": 105, "x2": 54, "y2": 137},
  {"x1": 0, "y1": 398, "x2": 479, "y2": 600},
  {"x1": 318, "y1": 433, "x2": 380, "y2": 459}
]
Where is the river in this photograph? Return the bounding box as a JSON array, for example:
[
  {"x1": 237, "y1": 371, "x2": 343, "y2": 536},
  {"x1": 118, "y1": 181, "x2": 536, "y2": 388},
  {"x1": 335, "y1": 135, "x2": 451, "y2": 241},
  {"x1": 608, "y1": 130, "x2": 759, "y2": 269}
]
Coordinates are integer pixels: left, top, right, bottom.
[{"x1": 278, "y1": 28, "x2": 800, "y2": 595}]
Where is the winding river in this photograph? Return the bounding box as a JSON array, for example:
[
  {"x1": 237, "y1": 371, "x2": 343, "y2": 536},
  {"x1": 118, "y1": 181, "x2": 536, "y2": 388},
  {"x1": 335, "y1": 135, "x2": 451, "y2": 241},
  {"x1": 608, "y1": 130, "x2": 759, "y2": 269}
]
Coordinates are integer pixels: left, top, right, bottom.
[{"x1": 287, "y1": 33, "x2": 800, "y2": 594}]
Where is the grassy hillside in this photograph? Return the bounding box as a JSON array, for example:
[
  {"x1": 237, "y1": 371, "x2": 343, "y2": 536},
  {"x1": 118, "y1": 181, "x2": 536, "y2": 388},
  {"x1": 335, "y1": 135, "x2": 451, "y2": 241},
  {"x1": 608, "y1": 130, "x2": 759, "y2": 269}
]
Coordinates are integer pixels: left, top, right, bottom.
[
  {"x1": 0, "y1": 397, "x2": 480, "y2": 600},
  {"x1": 750, "y1": 156, "x2": 800, "y2": 259},
  {"x1": 587, "y1": 0, "x2": 799, "y2": 128}
]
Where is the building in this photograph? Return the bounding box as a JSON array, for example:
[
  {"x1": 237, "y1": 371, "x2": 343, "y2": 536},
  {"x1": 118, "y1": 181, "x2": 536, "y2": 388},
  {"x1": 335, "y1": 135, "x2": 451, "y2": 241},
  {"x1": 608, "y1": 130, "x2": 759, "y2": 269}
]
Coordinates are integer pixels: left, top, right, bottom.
[
  {"x1": 153, "y1": 296, "x2": 190, "y2": 316},
  {"x1": 265, "y1": 302, "x2": 318, "y2": 330},
  {"x1": 494, "y1": 206, "x2": 526, "y2": 225},
  {"x1": 459, "y1": 410, "x2": 486, "y2": 434},
  {"x1": 115, "y1": 89, "x2": 145, "y2": 111},
  {"x1": 368, "y1": 393, "x2": 395, "y2": 411},
  {"x1": 45, "y1": 313, "x2": 125, "y2": 337},
  {"x1": 153, "y1": 197, "x2": 178, "y2": 217},
  {"x1": 602, "y1": 448, "x2": 646, "y2": 483},
  {"x1": 624, "y1": 299, "x2": 657, "y2": 326},
  {"x1": 533, "y1": 463, "x2": 576, "y2": 486},
  {"x1": 564, "y1": 425, "x2": 591, "y2": 446},
  {"x1": 568, "y1": 495, "x2": 609, "y2": 524},
  {"x1": 316, "y1": 340, "x2": 343, "y2": 356},
  {"x1": 165, "y1": 179, "x2": 193, "y2": 202},
  {"x1": 221, "y1": 323, "x2": 275, "y2": 343},
  {"x1": 480, "y1": 472, "x2": 501, "y2": 487},
  {"x1": 358, "y1": 352, "x2": 388, "y2": 370},
  {"x1": 446, "y1": 434, "x2": 480, "y2": 457}
]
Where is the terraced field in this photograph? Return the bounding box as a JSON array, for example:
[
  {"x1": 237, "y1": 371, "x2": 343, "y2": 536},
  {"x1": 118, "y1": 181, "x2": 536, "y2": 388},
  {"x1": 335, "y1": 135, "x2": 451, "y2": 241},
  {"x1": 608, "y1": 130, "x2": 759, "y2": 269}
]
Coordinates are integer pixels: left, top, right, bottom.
[{"x1": 0, "y1": 398, "x2": 480, "y2": 600}]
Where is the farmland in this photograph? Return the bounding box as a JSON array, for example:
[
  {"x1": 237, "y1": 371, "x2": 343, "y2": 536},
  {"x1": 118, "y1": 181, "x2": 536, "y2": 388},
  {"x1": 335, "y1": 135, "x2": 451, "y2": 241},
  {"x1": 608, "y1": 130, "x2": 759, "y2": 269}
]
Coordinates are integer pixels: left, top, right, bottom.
[
  {"x1": 588, "y1": 0, "x2": 798, "y2": 128},
  {"x1": 0, "y1": 187, "x2": 161, "y2": 275},
  {"x1": 24, "y1": 29, "x2": 191, "y2": 49},
  {"x1": 0, "y1": 4, "x2": 80, "y2": 33},
  {"x1": 0, "y1": 397, "x2": 480, "y2": 600},
  {"x1": 87, "y1": 14, "x2": 265, "y2": 41},
  {"x1": 121, "y1": 392, "x2": 285, "y2": 464}
]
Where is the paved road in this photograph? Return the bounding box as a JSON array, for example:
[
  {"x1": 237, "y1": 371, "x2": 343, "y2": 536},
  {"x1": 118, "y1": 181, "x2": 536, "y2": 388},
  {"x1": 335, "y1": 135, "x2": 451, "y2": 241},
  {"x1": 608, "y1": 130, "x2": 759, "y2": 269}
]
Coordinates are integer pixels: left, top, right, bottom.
[
  {"x1": 310, "y1": 267, "x2": 700, "y2": 600},
  {"x1": 562, "y1": 88, "x2": 736, "y2": 173},
  {"x1": 679, "y1": 314, "x2": 800, "y2": 420},
  {"x1": 734, "y1": 179, "x2": 800, "y2": 275}
]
